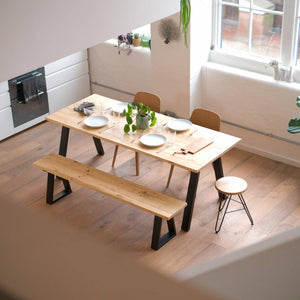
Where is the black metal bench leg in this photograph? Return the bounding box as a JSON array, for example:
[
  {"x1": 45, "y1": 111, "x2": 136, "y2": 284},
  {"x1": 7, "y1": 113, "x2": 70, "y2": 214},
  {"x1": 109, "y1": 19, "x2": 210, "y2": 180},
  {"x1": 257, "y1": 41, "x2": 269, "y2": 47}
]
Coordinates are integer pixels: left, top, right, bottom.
[
  {"x1": 92, "y1": 137, "x2": 105, "y2": 155},
  {"x1": 46, "y1": 173, "x2": 72, "y2": 205},
  {"x1": 151, "y1": 216, "x2": 177, "y2": 250}
]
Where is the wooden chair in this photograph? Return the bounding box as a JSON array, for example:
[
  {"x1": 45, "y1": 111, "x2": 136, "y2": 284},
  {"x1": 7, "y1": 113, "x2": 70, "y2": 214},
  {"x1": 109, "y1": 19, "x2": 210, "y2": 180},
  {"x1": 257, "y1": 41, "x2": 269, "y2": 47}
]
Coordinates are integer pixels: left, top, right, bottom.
[
  {"x1": 214, "y1": 176, "x2": 254, "y2": 233},
  {"x1": 166, "y1": 108, "x2": 221, "y2": 187},
  {"x1": 112, "y1": 91, "x2": 161, "y2": 176}
]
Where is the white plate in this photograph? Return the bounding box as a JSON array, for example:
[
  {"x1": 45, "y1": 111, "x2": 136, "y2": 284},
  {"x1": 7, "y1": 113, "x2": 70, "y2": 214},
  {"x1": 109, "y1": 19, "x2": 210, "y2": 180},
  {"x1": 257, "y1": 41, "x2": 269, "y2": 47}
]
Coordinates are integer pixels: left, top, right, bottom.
[
  {"x1": 84, "y1": 116, "x2": 109, "y2": 128},
  {"x1": 167, "y1": 119, "x2": 192, "y2": 131},
  {"x1": 140, "y1": 134, "x2": 167, "y2": 147},
  {"x1": 111, "y1": 102, "x2": 128, "y2": 114}
]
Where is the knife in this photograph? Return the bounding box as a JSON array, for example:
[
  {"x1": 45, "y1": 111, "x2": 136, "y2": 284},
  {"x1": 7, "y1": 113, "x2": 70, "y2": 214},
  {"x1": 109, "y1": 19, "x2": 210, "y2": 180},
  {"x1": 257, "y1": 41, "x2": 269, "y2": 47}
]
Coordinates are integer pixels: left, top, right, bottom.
[
  {"x1": 189, "y1": 129, "x2": 198, "y2": 136},
  {"x1": 156, "y1": 144, "x2": 172, "y2": 153},
  {"x1": 98, "y1": 125, "x2": 115, "y2": 134}
]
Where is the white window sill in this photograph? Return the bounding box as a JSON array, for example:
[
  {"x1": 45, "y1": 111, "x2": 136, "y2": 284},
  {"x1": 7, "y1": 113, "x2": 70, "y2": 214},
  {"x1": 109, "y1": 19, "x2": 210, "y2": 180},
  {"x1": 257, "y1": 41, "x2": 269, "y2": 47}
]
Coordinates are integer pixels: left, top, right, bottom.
[{"x1": 203, "y1": 61, "x2": 300, "y2": 91}]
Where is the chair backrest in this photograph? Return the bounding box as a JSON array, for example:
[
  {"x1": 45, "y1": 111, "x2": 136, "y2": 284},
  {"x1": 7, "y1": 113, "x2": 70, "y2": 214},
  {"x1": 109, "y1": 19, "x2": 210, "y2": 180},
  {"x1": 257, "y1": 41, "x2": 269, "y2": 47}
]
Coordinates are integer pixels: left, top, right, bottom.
[
  {"x1": 190, "y1": 108, "x2": 221, "y2": 131},
  {"x1": 133, "y1": 92, "x2": 161, "y2": 113}
]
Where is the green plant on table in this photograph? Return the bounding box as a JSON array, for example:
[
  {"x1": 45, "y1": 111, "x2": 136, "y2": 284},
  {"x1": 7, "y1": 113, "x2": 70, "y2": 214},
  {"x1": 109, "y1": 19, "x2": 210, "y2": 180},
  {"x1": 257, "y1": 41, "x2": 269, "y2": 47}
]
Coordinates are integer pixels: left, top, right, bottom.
[
  {"x1": 122, "y1": 102, "x2": 156, "y2": 133},
  {"x1": 287, "y1": 96, "x2": 300, "y2": 134}
]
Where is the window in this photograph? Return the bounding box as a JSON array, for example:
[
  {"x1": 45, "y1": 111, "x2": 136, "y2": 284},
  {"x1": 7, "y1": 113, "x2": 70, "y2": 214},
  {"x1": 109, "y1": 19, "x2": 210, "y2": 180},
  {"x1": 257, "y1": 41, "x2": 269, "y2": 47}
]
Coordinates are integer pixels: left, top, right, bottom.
[{"x1": 211, "y1": 0, "x2": 300, "y2": 77}]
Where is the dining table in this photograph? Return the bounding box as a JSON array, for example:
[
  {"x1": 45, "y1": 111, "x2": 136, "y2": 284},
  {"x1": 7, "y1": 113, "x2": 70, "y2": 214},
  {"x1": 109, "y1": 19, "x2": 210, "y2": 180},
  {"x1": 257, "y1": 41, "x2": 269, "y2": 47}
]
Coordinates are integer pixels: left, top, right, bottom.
[{"x1": 46, "y1": 94, "x2": 241, "y2": 232}]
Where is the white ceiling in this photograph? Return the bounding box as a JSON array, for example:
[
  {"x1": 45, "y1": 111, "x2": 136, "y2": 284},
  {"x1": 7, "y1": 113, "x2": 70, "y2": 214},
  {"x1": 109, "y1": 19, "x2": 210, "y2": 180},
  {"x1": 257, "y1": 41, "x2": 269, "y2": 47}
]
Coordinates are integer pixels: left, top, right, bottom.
[{"x1": 0, "y1": 0, "x2": 179, "y2": 82}]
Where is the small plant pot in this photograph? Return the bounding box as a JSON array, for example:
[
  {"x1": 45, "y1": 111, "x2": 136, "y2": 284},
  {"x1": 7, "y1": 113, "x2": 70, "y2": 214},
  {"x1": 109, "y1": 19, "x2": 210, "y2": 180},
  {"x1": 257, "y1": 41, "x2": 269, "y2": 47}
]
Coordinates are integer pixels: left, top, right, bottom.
[
  {"x1": 133, "y1": 38, "x2": 141, "y2": 47},
  {"x1": 136, "y1": 114, "x2": 149, "y2": 130}
]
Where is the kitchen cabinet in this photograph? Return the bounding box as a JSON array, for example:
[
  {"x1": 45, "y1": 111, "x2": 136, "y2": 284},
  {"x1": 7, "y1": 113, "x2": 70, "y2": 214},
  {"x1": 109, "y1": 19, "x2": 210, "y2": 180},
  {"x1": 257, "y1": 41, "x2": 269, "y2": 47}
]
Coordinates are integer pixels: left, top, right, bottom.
[
  {"x1": 46, "y1": 50, "x2": 90, "y2": 113},
  {"x1": 0, "y1": 107, "x2": 14, "y2": 140},
  {"x1": 48, "y1": 74, "x2": 90, "y2": 114},
  {"x1": 1, "y1": 50, "x2": 90, "y2": 141},
  {"x1": 0, "y1": 81, "x2": 14, "y2": 140}
]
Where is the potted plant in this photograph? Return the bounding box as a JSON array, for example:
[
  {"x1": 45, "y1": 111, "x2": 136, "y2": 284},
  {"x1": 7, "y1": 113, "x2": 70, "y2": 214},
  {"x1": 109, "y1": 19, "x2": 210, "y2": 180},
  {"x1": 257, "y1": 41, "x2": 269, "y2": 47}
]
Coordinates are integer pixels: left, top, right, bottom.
[
  {"x1": 122, "y1": 102, "x2": 156, "y2": 133},
  {"x1": 287, "y1": 96, "x2": 300, "y2": 134},
  {"x1": 132, "y1": 33, "x2": 141, "y2": 47}
]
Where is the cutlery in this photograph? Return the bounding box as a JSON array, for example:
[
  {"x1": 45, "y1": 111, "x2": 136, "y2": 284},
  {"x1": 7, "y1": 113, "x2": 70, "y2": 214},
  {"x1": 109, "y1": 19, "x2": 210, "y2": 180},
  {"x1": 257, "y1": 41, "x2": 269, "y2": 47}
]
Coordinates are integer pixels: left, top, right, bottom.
[
  {"x1": 156, "y1": 144, "x2": 172, "y2": 153},
  {"x1": 131, "y1": 134, "x2": 143, "y2": 143},
  {"x1": 98, "y1": 125, "x2": 115, "y2": 134},
  {"x1": 172, "y1": 150, "x2": 188, "y2": 155},
  {"x1": 189, "y1": 129, "x2": 198, "y2": 136},
  {"x1": 77, "y1": 118, "x2": 86, "y2": 125}
]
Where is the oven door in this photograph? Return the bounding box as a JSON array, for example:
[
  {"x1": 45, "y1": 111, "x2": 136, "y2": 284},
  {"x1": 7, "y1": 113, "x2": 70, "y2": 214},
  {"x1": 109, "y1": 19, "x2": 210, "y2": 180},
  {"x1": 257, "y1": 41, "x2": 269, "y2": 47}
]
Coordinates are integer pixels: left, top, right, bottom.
[{"x1": 11, "y1": 91, "x2": 49, "y2": 127}]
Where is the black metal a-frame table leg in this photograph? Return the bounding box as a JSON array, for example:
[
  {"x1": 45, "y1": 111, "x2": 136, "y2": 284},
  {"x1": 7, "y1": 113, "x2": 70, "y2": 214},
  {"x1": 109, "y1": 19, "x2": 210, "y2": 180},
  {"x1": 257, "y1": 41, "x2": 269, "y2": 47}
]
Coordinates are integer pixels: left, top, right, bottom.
[
  {"x1": 59, "y1": 126, "x2": 104, "y2": 157},
  {"x1": 213, "y1": 157, "x2": 226, "y2": 201},
  {"x1": 92, "y1": 137, "x2": 105, "y2": 155},
  {"x1": 46, "y1": 173, "x2": 72, "y2": 205},
  {"x1": 151, "y1": 216, "x2": 176, "y2": 250},
  {"x1": 181, "y1": 172, "x2": 200, "y2": 232},
  {"x1": 59, "y1": 126, "x2": 70, "y2": 157}
]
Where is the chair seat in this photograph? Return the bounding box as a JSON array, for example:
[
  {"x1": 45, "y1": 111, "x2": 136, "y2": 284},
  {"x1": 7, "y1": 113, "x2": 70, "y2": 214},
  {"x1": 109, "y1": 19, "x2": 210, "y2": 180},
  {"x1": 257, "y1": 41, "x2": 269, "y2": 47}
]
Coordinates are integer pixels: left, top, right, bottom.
[{"x1": 215, "y1": 176, "x2": 248, "y2": 195}]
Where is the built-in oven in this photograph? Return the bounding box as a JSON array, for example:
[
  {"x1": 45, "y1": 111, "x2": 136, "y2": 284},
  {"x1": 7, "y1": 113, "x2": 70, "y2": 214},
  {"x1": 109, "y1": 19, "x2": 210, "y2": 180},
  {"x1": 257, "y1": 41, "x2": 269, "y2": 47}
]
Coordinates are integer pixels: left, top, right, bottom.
[{"x1": 8, "y1": 67, "x2": 49, "y2": 128}]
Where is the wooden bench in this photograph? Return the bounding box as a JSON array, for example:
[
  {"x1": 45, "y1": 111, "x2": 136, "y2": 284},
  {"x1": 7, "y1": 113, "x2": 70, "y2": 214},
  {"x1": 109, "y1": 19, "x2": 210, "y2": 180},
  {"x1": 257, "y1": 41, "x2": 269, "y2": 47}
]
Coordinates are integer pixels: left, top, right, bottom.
[{"x1": 33, "y1": 153, "x2": 186, "y2": 250}]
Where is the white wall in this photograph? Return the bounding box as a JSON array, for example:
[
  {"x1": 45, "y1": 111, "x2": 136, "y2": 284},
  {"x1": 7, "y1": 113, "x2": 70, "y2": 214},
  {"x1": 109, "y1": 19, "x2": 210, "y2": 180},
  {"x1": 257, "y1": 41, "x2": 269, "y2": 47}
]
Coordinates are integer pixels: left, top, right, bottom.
[
  {"x1": 151, "y1": 13, "x2": 190, "y2": 117},
  {"x1": 0, "y1": 0, "x2": 179, "y2": 82},
  {"x1": 202, "y1": 63, "x2": 300, "y2": 167},
  {"x1": 89, "y1": 41, "x2": 151, "y2": 102},
  {"x1": 176, "y1": 227, "x2": 300, "y2": 300},
  {"x1": 190, "y1": 0, "x2": 212, "y2": 114}
]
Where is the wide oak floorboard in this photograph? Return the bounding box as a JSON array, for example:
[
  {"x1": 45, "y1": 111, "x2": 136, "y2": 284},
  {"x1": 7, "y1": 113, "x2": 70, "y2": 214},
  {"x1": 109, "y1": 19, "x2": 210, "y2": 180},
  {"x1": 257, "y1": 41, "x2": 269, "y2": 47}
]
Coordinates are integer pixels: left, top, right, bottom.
[{"x1": 0, "y1": 121, "x2": 299, "y2": 276}]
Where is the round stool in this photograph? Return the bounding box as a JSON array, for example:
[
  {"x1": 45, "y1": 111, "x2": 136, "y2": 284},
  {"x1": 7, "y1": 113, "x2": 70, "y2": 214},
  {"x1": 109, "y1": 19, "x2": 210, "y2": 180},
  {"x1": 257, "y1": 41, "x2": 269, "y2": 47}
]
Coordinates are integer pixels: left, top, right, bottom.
[{"x1": 215, "y1": 176, "x2": 254, "y2": 233}]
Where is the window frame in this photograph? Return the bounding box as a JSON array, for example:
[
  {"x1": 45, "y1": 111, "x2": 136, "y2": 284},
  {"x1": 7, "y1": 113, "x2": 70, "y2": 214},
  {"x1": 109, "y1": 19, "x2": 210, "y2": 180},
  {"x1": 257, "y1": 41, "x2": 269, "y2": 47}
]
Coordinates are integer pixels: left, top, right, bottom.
[{"x1": 210, "y1": 0, "x2": 300, "y2": 81}]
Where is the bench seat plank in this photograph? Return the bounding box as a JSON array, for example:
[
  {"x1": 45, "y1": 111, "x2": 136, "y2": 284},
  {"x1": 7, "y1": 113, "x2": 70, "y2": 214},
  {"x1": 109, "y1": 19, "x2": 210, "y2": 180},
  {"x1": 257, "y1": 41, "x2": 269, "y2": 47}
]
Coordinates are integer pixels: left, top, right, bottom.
[{"x1": 33, "y1": 153, "x2": 186, "y2": 220}]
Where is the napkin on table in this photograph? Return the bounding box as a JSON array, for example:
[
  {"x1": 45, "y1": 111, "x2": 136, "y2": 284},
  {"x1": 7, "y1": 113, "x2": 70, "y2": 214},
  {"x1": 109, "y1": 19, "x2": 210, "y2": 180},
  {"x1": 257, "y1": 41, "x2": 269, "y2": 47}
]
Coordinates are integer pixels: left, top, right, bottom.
[{"x1": 74, "y1": 102, "x2": 95, "y2": 116}]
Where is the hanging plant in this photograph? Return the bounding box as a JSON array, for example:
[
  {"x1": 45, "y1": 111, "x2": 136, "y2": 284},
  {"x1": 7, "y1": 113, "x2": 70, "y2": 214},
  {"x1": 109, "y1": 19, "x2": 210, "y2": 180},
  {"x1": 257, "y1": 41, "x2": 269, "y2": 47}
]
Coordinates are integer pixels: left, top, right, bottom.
[
  {"x1": 178, "y1": 0, "x2": 191, "y2": 48},
  {"x1": 159, "y1": 18, "x2": 178, "y2": 44}
]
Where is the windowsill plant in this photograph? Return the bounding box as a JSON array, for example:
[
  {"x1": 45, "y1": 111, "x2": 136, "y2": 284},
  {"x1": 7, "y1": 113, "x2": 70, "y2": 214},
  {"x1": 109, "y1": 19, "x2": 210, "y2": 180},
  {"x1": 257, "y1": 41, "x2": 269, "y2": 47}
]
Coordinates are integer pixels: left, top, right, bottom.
[{"x1": 287, "y1": 97, "x2": 300, "y2": 134}]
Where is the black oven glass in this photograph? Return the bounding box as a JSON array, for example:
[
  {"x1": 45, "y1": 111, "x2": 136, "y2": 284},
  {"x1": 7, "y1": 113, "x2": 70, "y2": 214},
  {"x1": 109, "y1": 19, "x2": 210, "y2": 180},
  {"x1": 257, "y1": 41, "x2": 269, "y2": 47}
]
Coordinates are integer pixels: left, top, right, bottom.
[{"x1": 8, "y1": 67, "x2": 49, "y2": 127}]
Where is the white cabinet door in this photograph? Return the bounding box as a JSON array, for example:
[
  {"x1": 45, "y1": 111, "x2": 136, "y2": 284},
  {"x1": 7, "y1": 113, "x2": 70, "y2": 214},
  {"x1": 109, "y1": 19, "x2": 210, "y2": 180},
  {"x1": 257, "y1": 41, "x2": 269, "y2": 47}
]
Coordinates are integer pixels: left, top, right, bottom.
[
  {"x1": 45, "y1": 50, "x2": 88, "y2": 75},
  {"x1": 0, "y1": 92, "x2": 10, "y2": 110},
  {"x1": 48, "y1": 74, "x2": 90, "y2": 113},
  {"x1": 0, "y1": 81, "x2": 8, "y2": 94},
  {"x1": 0, "y1": 107, "x2": 14, "y2": 141},
  {"x1": 46, "y1": 61, "x2": 89, "y2": 90}
]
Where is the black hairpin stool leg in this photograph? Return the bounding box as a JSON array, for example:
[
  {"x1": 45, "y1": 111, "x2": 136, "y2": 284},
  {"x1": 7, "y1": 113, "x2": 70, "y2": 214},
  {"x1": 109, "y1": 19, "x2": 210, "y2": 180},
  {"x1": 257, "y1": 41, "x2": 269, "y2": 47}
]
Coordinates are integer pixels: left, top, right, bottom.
[{"x1": 238, "y1": 194, "x2": 254, "y2": 225}]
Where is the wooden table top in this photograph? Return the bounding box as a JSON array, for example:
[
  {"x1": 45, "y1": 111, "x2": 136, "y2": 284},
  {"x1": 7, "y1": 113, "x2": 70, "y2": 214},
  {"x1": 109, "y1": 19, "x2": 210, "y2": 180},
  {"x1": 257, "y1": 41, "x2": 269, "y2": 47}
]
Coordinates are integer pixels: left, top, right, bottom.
[{"x1": 46, "y1": 94, "x2": 241, "y2": 173}]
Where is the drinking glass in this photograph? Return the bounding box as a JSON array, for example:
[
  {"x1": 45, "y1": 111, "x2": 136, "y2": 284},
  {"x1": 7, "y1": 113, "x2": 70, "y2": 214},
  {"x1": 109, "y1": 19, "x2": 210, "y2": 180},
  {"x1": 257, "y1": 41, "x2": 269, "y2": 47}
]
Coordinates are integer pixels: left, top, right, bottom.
[
  {"x1": 167, "y1": 129, "x2": 176, "y2": 144},
  {"x1": 156, "y1": 120, "x2": 164, "y2": 132},
  {"x1": 113, "y1": 110, "x2": 120, "y2": 124}
]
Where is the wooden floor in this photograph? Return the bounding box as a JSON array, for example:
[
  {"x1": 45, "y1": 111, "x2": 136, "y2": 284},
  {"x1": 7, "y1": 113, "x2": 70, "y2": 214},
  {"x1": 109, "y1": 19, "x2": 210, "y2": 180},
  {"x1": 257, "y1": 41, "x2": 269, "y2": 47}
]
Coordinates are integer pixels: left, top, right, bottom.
[{"x1": 1, "y1": 121, "x2": 300, "y2": 276}]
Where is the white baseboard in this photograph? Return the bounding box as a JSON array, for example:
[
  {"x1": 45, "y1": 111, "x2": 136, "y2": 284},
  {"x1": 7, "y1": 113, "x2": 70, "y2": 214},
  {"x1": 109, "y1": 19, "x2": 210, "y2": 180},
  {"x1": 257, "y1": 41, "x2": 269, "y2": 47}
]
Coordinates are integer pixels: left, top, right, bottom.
[{"x1": 221, "y1": 122, "x2": 300, "y2": 168}]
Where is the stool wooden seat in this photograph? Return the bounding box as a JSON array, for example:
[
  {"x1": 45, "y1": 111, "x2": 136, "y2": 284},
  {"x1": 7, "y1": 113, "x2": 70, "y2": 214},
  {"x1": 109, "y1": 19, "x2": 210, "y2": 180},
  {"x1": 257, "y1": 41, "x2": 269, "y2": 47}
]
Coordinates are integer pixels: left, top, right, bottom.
[{"x1": 215, "y1": 176, "x2": 253, "y2": 233}]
